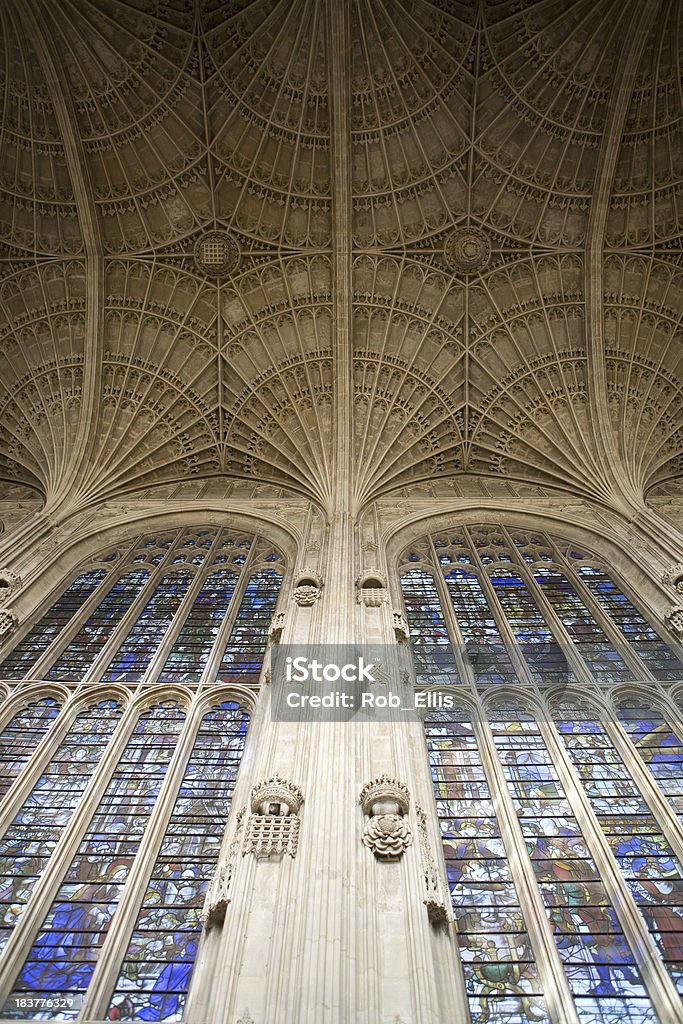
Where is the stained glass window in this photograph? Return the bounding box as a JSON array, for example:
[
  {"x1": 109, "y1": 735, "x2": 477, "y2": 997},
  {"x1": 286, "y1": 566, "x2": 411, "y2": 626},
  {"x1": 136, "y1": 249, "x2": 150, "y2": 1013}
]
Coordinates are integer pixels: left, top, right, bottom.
[
  {"x1": 400, "y1": 569, "x2": 458, "y2": 685},
  {"x1": 532, "y1": 568, "x2": 629, "y2": 682},
  {"x1": 46, "y1": 572, "x2": 150, "y2": 682},
  {"x1": 0, "y1": 698, "x2": 61, "y2": 801},
  {"x1": 425, "y1": 708, "x2": 548, "y2": 1024},
  {"x1": 217, "y1": 570, "x2": 283, "y2": 685},
  {"x1": 158, "y1": 571, "x2": 239, "y2": 685},
  {"x1": 554, "y1": 701, "x2": 683, "y2": 996},
  {"x1": 617, "y1": 699, "x2": 683, "y2": 818},
  {"x1": 490, "y1": 706, "x2": 657, "y2": 1024},
  {"x1": 101, "y1": 574, "x2": 194, "y2": 683},
  {"x1": 575, "y1": 565, "x2": 682, "y2": 680},
  {"x1": 107, "y1": 700, "x2": 250, "y2": 1021},
  {"x1": 4, "y1": 702, "x2": 185, "y2": 1019},
  {"x1": 443, "y1": 569, "x2": 517, "y2": 685},
  {"x1": 0, "y1": 700, "x2": 122, "y2": 953},
  {"x1": 0, "y1": 571, "x2": 107, "y2": 679}
]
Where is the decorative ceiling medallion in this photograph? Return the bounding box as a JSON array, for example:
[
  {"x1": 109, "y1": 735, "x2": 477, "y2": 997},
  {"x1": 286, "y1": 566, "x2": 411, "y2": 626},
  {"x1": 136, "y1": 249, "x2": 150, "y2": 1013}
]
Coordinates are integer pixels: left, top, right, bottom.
[
  {"x1": 193, "y1": 231, "x2": 239, "y2": 277},
  {"x1": 443, "y1": 227, "x2": 491, "y2": 274}
]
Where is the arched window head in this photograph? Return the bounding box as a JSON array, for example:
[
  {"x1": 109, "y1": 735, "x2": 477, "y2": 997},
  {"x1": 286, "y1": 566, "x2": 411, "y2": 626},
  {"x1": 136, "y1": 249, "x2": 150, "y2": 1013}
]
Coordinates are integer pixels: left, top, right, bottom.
[{"x1": 0, "y1": 527, "x2": 285, "y2": 687}]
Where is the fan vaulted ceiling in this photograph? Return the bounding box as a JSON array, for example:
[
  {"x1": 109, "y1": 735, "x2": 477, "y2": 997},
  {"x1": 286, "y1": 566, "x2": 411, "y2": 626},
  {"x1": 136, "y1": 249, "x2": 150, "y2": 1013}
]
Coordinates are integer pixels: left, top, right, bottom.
[{"x1": 0, "y1": 0, "x2": 681, "y2": 515}]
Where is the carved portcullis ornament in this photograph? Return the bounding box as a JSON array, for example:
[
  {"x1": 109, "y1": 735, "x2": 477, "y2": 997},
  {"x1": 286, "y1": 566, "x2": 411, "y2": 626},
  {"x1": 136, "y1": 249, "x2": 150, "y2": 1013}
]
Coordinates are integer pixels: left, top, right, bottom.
[
  {"x1": 244, "y1": 775, "x2": 303, "y2": 859},
  {"x1": 360, "y1": 775, "x2": 412, "y2": 861},
  {"x1": 443, "y1": 226, "x2": 491, "y2": 274},
  {"x1": 193, "y1": 230, "x2": 239, "y2": 278}
]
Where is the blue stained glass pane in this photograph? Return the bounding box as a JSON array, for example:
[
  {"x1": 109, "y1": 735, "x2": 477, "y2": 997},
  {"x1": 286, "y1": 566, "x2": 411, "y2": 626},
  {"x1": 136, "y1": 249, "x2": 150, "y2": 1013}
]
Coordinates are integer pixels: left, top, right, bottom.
[
  {"x1": 490, "y1": 708, "x2": 658, "y2": 1024},
  {"x1": 533, "y1": 568, "x2": 630, "y2": 682},
  {"x1": 444, "y1": 569, "x2": 518, "y2": 685},
  {"x1": 216, "y1": 570, "x2": 282, "y2": 685},
  {"x1": 489, "y1": 570, "x2": 575, "y2": 686},
  {"x1": 577, "y1": 567, "x2": 683, "y2": 681},
  {"x1": 556, "y1": 703, "x2": 683, "y2": 995},
  {"x1": 158, "y1": 571, "x2": 239, "y2": 684},
  {"x1": 401, "y1": 569, "x2": 458, "y2": 685},
  {"x1": 0, "y1": 699, "x2": 61, "y2": 801},
  {"x1": 46, "y1": 572, "x2": 150, "y2": 682},
  {"x1": 617, "y1": 701, "x2": 683, "y2": 819},
  {"x1": 107, "y1": 701, "x2": 249, "y2": 1021},
  {"x1": 424, "y1": 711, "x2": 549, "y2": 1024},
  {"x1": 4, "y1": 702, "x2": 185, "y2": 1019},
  {"x1": 0, "y1": 572, "x2": 107, "y2": 679},
  {"x1": 0, "y1": 701, "x2": 122, "y2": 954},
  {"x1": 102, "y1": 574, "x2": 193, "y2": 683}
]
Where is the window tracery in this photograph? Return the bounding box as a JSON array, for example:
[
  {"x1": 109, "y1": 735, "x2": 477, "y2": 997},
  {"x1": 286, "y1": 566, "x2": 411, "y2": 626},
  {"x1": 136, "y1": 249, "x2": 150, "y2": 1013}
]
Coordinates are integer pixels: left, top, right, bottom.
[{"x1": 402, "y1": 522, "x2": 683, "y2": 1023}]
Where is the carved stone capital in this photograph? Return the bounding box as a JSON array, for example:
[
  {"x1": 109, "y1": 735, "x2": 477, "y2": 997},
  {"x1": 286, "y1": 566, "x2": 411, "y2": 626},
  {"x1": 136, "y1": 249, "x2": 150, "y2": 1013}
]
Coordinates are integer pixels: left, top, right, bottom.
[
  {"x1": 662, "y1": 564, "x2": 683, "y2": 594},
  {"x1": 360, "y1": 774, "x2": 410, "y2": 816},
  {"x1": 251, "y1": 775, "x2": 303, "y2": 816},
  {"x1": 0, "y1": 609, "x2": 18, "y2": 644}
]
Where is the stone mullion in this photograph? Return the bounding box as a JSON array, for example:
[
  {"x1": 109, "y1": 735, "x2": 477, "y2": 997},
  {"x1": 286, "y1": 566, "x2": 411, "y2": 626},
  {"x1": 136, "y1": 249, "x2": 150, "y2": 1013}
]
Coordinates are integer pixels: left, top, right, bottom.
[
  {"x1": 474, "y1": 710, "x2": 581, "y2": 1024},
  {"x1": 196, "y1": 539, "x2": 261, "y2": 687},
  {"x1": 76, "y1": 696, "x2": 210, "y2": 1020},
  {"x1": 0, "y1": 696, "x2": 138, "y2": 1006},
  {"x1": 535, "y1": 706, "x2": 683, "y2": 1023}
]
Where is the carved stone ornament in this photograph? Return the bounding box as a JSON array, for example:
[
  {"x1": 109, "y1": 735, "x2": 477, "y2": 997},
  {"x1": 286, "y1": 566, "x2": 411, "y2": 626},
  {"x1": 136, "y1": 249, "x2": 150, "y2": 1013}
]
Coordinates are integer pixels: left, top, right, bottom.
[
  {"x1": 0, "y1": 609, "x2": 18, "y2": 644},
  {"x1": 268, "y1": 611, "x2": 286, "y2": 644},
  {"x1": 201, "y1": 807, "x2": 247, "y2": 930},
  {"x1": 443, "y1": 226, "x2": 491, "y2": 274},
  {"x1": 416, "y1": 806, "x2": 450, "y2": 927},
  {"x1": 392, "y1": 611, "x2": 410, "y2": 644},
  {"x1": 243, "y1": 776, "x2": 304, "y2": 860},
  {"x1": 360, "y1": 775, "x2": 412, "y2": 861},
  {"x1": 356, "y1": 571, "x2": 388, "y2": 607},
  {"x1": 292, "y1": 567, "x2": 323, "y2": 607},
  {"x1": 250, "y1": 775, "x2": 303, "y2": 816},
  {"x1": 193, "y1": 230, "x2": 239, "y2": 278},
  {"x1": 662, "y1": 564, "x2": 683, "y2": 594},
  {"x1": 0, "y1": 569, "x2": 21, "y2": 597},
  {"x1": 666, "y1": 605, "x2": 683, "y2": 636}
]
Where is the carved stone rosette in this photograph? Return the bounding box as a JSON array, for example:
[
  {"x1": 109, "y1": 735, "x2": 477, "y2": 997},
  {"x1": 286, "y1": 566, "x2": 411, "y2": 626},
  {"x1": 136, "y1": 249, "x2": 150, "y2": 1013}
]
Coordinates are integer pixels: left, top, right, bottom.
[
  {"x1": 0, "y1": 609, "x2": 18, "y2": 645},
  {"x1": 292, "y1": 568, "x2": 323, "y2": 607},
  {"x1": 360, "y1": 775, "x2": 412, "y2": 861}
]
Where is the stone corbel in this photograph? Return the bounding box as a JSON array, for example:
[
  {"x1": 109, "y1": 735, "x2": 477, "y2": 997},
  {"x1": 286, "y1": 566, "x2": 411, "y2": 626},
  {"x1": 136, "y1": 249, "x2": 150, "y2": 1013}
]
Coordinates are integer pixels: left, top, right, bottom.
[
  {"x1": 662, "y1": 565, "x2": 683, "y2": 634},
  {"x1": 392, "y1": 611, "x2": 410, "y2": 644},
  {"x1": 360, "y1": 775, "x2": 412, "y2": 861},
  {"x1": 416, "y1": 806, "x2": 450, "y2": 927},
  {"x1": 201, "y1": 807, "x2": 247, "y2": 930},
  {"x1": 268, "y1": 612, "x2": 286, "y2": 644},
  {"x1": 0, "y1": 609, "x2": 18, "y2": 646}
]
